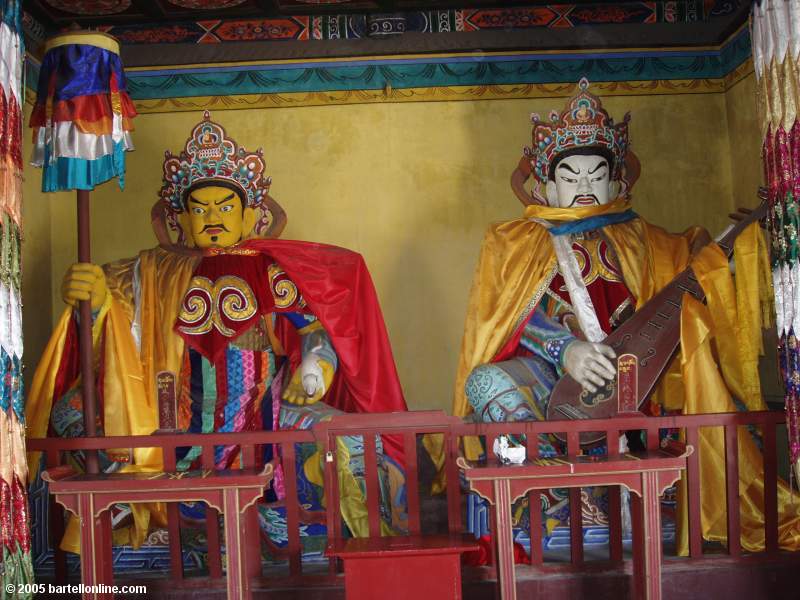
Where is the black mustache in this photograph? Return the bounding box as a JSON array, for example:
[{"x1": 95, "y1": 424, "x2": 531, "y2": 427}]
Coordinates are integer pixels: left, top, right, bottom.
[
  {"x1": 202, "y1": 223, "x2": 229, "y2": 233},
  {"x1": 569, "y1": 195, "x2": 598, "y2": 207}
]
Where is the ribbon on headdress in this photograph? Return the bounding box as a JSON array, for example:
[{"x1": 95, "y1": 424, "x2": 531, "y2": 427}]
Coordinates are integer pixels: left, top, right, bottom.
[{"x1": 549, "y1": 209, "x2": 638, "y2": 236}]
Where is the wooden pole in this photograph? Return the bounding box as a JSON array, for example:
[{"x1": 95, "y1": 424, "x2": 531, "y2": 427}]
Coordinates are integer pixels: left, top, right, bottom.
[{"x1": 77, "y1": 189, "x2": 99, "y2": 474}]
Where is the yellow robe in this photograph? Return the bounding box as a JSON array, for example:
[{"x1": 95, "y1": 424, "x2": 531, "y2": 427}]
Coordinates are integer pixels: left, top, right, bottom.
[
  {"x1": 26, "y1": 245, "x2": 390, "y2": 550},
  {"x1": 26, "y1": 247, "x2": 199, "y2": 551},
  {"x1": 444, "y1": 200, "x2": 800, "y2": 553}
]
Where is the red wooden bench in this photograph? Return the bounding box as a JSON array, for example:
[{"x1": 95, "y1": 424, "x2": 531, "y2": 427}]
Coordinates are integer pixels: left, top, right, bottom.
[
  {"x1": 316, "y1": 412, "x2": 479, "y2": 599},
  {"x1": 458, "y1": 445, "x2": 693, "y2": 600},
  {"x1": 42, "y1": 464, "x2": 273, "y2": 600}
]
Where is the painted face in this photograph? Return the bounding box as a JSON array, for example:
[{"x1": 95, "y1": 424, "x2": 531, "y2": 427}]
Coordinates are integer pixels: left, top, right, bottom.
[
  {"x1": 546, "y1": 154, "x2": 613, "y2": 209},
  {"x1": 186, "y1": 185, "x2": 249, "y2": 248}
]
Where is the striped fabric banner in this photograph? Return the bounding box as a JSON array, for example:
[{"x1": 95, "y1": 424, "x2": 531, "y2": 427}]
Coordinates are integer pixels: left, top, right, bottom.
[
  {"x1": 28, "y1": 31, "x2": 136, "y2": 192},
  {"x1": 752, "y1": 0, "x2": 800, "y2": 467},
  {"x1": 0, "y1": 0, "x2": 33, "y2": 597}
]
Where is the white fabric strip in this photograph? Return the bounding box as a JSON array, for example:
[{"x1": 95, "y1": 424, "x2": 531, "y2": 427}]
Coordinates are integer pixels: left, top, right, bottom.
[
  {"x1": 530, "y1": 216, "x2": 606, "y2": 342},
  {"x1": 772, "y1": 0, "x2": 791, "y2": 65},
  {"x1": 9, "y1": 285, "x2": 22, "y2": 360},
  {"x1": 0, "y1": 281, "x2": 10, "y2": 360},
  {"x1": 762, "y1": 1, "x2": 776, "y2": 71},
  {"x1": 752, "y1": 2, "x2": 765, "y2": 79},
  {"x1": 789, "y1": 0, "x2": 800, "y2": 60},
  {"x1": 774, "y1": 262, "x2": 798, "y2": 337},
  {"x1": 0, "y1": 23, "x2": 21, "y2": 106},
  {"x1": 791, "y1": 261, "x2": 800, "y2": 336},
  {"x1": 549, "y1": 233, "x2": 606, "y2": 343},
  {"x1": 112, "y1": 112, "x2": 124, "y2": 144},
  {"x1": 30, "y1": 124, "x2": 134, "y2": 165},
  {"x1": 774, "y1": 265, "x2": 786, "y2": 336}
]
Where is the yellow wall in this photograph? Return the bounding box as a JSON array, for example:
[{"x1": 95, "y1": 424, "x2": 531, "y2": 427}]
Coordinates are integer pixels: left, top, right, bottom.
[
  {"x1": 22, "y1": 78, "x2": 764, "y2": 411},
  {"x1": 21, "y1": 103, "x2": 56, "y2": 392},
  {"x1": 725, "y1": 72, "x2": 764, "y2": 209},
  {"x1": 722, "y1": 72, "x2": 784, "y2": 399}
]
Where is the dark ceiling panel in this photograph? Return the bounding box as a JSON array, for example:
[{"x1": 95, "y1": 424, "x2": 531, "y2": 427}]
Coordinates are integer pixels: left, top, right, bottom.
[
  {"x1": 26, "y1": 0, "x2": 746, "y2": 26},
  {"x1": 21, "y1": 0, "x2": 750, "y2": 60}
]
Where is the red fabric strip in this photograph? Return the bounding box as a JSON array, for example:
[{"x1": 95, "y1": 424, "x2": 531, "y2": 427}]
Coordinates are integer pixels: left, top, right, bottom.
[{"x1": 29, "y1": 92, "x2": 137, "y2": 127}]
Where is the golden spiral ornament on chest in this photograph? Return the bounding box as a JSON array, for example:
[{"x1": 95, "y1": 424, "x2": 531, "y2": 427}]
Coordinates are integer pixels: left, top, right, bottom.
[{"x1": 178, "y1": 275, "x2": 258, "y2": 337}]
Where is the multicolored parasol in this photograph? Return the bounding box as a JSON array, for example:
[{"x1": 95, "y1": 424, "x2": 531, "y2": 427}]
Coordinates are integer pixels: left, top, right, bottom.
[{"x1": 28, "y1": 31, "x2": 137, "y2": 476}]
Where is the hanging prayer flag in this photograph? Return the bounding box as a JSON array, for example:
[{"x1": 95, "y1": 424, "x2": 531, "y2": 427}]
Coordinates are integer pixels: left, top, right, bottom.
[
  {"x1": 28, "y1": 31, "x2": 136, "y2": 192},
  {"x1": 0, "y1": 0, "x2": 34, "y2": 594}
]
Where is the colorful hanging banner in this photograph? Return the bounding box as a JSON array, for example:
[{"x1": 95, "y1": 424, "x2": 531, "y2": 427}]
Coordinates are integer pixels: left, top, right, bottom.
[
  {"x1": 0, "y1": 0, "x2": 34, "y2": 596},
  {"x1": 752, "y1": 0, "x2": 800, "y2": 466},
  {"x1": 28, "y1": 31, "x2": 137, "y2": 192}
]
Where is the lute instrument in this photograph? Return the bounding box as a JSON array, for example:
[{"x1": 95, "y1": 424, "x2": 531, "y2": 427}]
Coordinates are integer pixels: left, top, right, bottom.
[{"x1": 545, "y1": 192, "x2": 768, "y2": 444}]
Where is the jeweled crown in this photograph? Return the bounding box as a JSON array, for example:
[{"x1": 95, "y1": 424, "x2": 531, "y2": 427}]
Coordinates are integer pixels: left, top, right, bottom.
[
  {"x1": 526, "y1": 78, "x2": 630, "y2": 184},
  {"x1": 160, "y1": 111, "x2": 271, "y2": 212}
]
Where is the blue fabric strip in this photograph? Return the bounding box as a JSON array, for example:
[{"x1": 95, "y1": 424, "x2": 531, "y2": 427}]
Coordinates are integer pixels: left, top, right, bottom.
[
  {"x1": 36, "y1": 44, "x2": 129, "y2": 102},
  {"x1": 0, "y1": 348, "x2": 8, "y2": 413},
  {"x1": 282, "y1": 311, "x2": 315, "y2": 329},
  {"x1": 12, "y1": 354, "x2": 23, "y2": 422},
  {"x1": 2, "y1": 0, "x2": 22, "y2": 35},
  {"x1": 41, "y1": 142, "x2": 126, "y2": 192},
  {"x1": 549, "y1": 209, "x2": 638, "y2": 236},
  {"x1": 222, "y1": 346, "x2": 243, "y2": 434}
]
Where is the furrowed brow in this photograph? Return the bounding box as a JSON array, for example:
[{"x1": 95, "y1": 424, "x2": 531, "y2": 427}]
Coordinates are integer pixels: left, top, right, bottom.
[
  {"x1": 558, "y1": 163, "x2": 580, "y2": 175},
  {"x1": 188, "y1": 196, "x2": 209, "y2": 206},
  {"x1": 588, "y1": 160, "x2": 608, "y2": 174},
  {"x1": 214, "y1": 193, "x2": 236, "y2": 205}
]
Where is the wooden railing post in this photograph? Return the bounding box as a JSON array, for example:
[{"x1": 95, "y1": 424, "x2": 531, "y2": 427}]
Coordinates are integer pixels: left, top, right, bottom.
[
  {"x1": 606, "y1": 429, "x2": 623, "y2": 563},
  {"x1": 45, "y1": 450, "x2": 67, "y2": 584},
  {"x1": 525, "y1": 425, "x2": 543, "y2": 566},
  {"x1": 763, "y1": 422, "x2": 779, "y2": 554},
  {"x1": 315, "y1": 424, "x2": 341, "y2": 576},
  {"x1": 646, "y1": 427, "x2": 659, "y2": 451},
  {"x1": 239, "y1": 444, "x2": 262, "y2": 582},
  {"x1": 445, "y1": 431, "x2": 462, "y2": 534},
  {"x1": 566, "y1": 431, "x2": 583, "y2": 566},
  {"x1": 363, "y1": 434, "x2": 382, "y2": 538},
  {"x1": 724, "y1": 425, "x2": 741, "y2": 556},
  {"x1": 685, "y1": 427, "x2": 703, "y2": 558},
  {"x1": 403, "y1": 432, "x2": 421, "y2": 536},
  {"x1": 161, "y1": 442, "x2": 184, "y2": 580},
  {"x1": 280, "y1": 441, "x2": 302, "y2": 576},
  {"x1": 630, "y1": 487, "x2": 645, "y2": 599},
  {"x1": 201, "y1": 444, "x2": 223, "y2": 579}
]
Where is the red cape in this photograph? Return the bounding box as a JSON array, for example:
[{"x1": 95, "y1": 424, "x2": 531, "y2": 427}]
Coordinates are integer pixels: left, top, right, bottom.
[{"x1": 243, "y1": 239, "x2": 408, "y2": 460}]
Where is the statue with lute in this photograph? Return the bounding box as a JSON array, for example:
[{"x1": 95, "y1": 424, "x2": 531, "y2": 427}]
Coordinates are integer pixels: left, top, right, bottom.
[{"x1": 453, "y1": 78, "x2": 800, "y2": 552}]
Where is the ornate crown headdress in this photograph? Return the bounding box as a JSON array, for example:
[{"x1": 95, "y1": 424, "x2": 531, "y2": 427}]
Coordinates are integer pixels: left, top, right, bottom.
[
  {"x1": 160, "y1": 111, "x2": 271, "y2": 213},
  {"x1": 526, "y1": 78, "x2": 630, "y2": 184}
]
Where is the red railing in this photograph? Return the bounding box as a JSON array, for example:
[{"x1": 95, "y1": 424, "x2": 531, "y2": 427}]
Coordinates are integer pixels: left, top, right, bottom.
[{"x1": 27, "y1": 409, "x2": 787, "y2": 587}]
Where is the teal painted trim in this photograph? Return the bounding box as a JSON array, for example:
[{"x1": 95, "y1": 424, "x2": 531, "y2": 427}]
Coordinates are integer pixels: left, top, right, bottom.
[
  {"x1": 24, "y1": 26, "x2": 751, "y2": 101},
  {"x1": 126, "y1": 27, "x2": 752, "y2": 100}
]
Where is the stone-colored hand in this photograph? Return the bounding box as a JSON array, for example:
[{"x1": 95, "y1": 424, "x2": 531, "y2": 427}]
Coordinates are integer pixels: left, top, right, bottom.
[
  {"x1": 61, "y1": 263, "x2": 108, "y2": 311},
  {"x1": 283, "y1": 353, "x2": 334, "y2": 406},
  {"x1": 562, "y1": 340, "x2": 616, "y2": 393}
]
